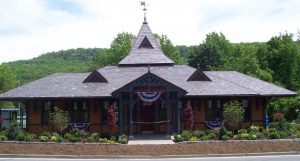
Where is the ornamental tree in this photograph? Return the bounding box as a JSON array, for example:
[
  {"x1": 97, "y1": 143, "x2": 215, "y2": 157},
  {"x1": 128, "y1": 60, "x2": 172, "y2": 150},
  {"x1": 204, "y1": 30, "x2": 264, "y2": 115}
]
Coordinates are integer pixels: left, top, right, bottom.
[
  {"x1": 107, "y1": 105, "x2": 117, "y2": 136},
  {"x1": 49, "y1": 107, "x2": 70, "y2": 134},
  {"x1": 183, "y1": 104, "x2": 194, "y2": 130},
  {"x1": 223, "y1": 101, "x2": 245, "y2": 134}
]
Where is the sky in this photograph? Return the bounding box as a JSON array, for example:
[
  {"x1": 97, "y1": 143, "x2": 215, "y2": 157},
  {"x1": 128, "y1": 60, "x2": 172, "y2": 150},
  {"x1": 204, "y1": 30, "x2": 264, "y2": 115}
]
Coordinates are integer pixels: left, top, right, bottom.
[{"x1": 0, "y1": 0, "x2": 299, "y2": 64}]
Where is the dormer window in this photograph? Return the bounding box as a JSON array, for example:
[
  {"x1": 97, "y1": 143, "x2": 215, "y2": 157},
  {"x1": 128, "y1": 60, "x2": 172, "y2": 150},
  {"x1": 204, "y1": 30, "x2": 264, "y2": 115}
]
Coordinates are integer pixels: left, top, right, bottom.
[
  {"x1": 138, "y1": 36, "x2": 154, "y2": 49},
  {"x1": 83, "y1": 70, "x2": 108, "y2": 83}
]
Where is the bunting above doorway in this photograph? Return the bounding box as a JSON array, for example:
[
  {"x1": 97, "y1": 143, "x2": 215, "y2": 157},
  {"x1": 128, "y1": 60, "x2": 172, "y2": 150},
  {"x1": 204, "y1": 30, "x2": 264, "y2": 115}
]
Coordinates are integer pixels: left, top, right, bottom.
[{"x1": 136, "y1": 91, "x2": 161, "y2": 103}]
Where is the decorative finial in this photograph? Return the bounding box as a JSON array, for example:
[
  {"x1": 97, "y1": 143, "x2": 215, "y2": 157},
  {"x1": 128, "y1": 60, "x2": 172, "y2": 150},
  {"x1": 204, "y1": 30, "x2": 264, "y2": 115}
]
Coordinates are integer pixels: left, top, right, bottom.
[{"x1": 140, "y1": 1, "x2": 148, "y2": 24}]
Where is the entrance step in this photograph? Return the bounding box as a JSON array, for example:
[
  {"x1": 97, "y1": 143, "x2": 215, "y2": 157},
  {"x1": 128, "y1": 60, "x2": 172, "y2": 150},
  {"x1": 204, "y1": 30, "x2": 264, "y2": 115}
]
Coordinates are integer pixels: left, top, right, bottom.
[{"x1": 127, "y1": 134, "x2": 175, "y2": 145}]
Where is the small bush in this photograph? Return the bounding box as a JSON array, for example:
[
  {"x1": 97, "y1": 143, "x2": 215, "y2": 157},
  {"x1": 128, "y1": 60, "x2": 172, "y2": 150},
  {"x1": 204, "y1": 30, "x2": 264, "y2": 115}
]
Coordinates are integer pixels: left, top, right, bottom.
[
  {"x1": 87, "y1": 136, "x2": 95, "y2": 142},
  {"x1": 99, "y1": 138, "x2": 108, "y2": 143},
  {"x1": 193, "y1": 130, "x2": 204, "y2": 138},
  {"x1": 0, "y1": 135, "x2": 8, "y2": 141},
  {"x1": 237, "y1": 133, "x2": 249, "y2": 140},
  {"x1": 118, "y1": 135, "x2": 127, "y2": 144},
  {"x1": 50, "y1": 136, "x2": 58, "y2": 142},
  {"x1": 16, "y1": 133, "x2": 26, "y2": 141},
  {"x1": 181, "y1": 130, "x2": 193, "y2": 141},
  {"x1": 40, "y1": 131, "x2": 51, "y2": 138},
  {"x1": 221, "y1": 135, "x2": 230, "y2": 141},
  {"x1": 248, "y1": 125, "x2": 259, "y2": 134},
  {"x1": 237, "y1": 129, "x2": 247, "y2": 135},
  {"x1": 110, "y1": 136, "x2": 116, "y2": 142},
  {"x1": 174, "y1": 135, "x2": 184, "y2": 142},
  {"x1": 189, "y1": 136, "x2": 199, "y2": 142},
  {"x1": 64, "y1": 133, "x2": 72, "y2": 140},
  {"x1": 248, "y1": 134, "x2": 257, "y2": 140},
  {"x1": 40, "y1": 136, "x2": 49, "y2": 142},
  {"x1": 6, "y1": 121, "x2": 24, "y2": 140},
  {"x1": 91, "y1": 133, "x2": 100, "y2": 140},
  {"x1": 69, "y1": 136, "x2": 80, "y2": 142}
]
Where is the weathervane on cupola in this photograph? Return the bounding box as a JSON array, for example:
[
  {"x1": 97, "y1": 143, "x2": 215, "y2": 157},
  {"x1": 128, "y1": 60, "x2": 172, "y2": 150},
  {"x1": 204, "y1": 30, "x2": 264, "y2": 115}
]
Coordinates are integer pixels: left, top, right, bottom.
[{"x1": 140, "y1": 1, "x2": 148, "y2": 24}]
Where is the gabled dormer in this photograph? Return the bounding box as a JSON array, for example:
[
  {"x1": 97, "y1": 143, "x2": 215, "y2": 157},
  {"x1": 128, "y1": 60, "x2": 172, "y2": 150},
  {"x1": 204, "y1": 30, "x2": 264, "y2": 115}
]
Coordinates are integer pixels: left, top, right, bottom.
[
  {"x1": 187, "y1": 68, "x2": 211, "y2": 81},
  {"x1": 83, "y1": 70, "x2": 108, "y2": 83}
]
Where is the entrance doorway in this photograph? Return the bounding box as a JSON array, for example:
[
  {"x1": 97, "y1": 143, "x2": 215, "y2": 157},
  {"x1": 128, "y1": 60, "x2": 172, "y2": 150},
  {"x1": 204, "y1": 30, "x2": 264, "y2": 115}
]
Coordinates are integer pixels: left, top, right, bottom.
[{"x1": 140, "y1": 103, "x2": 156, "y2": 132}]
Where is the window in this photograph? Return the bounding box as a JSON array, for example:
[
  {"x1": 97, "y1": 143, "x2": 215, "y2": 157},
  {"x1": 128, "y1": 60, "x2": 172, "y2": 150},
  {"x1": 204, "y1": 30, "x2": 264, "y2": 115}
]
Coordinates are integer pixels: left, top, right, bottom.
[
  {"x1": 242, "y1": 99, "x2": 251, "y2": 121},
  {"x1": 70, "y1": 101, "x2": 89, "y2": 123},
  {"x1": 101, "y1": 101, "x2": 109, "y2": 122},
  {"x1": 42, "y1": 101, "x2": 52, "y2": 125},
  {"x1": 206, "y1": 99, "x2": 223, "y2": 121}
]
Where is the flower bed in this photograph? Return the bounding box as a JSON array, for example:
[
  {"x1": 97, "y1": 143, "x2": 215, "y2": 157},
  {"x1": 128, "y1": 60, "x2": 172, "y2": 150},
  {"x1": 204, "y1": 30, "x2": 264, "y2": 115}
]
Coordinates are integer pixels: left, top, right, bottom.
[
  {"x1": 0, "y1": 122, "x2": 128, "y2": 144},
  {"x1": 174, "y1": 122, "x2": 300, "y2": 143}
]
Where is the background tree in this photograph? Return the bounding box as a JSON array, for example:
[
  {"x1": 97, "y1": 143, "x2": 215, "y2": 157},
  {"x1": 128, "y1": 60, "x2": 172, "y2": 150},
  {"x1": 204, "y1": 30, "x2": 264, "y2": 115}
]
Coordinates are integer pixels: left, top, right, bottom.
[
  {"x1": 0, "y1": 64, "x2": 16, "y2": 107},
  {"x1": 107, "y1": 105, "x2": 117, "y2": 136},
  {"x1": 158, "y1": 34, "x2": 185, "y2": 64},
  {"x1": 265, "y1": 33, "x2": 299, "y2": 90},
  {"x1": 50, "y1": 107, "x2": 70, "y2": 134},
  {"x1": 188, "y1": 32, "x2": 231, "y2": 70},
  {"x1": 183, "y1": 104, "x2": 194, "y2": 130},
  {"x1": 223, "y1": 101, "x2": 245, "y2": 134},
  {"x1": 91, "y1": 32, "x2": 133, "y2": 69}
]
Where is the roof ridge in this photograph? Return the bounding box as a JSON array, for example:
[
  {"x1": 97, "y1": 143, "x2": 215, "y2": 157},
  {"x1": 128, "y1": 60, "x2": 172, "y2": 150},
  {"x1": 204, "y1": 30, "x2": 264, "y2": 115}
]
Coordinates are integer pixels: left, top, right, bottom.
[{"x1": 206, "y1": 71, "x2": 259, "y2": 95}]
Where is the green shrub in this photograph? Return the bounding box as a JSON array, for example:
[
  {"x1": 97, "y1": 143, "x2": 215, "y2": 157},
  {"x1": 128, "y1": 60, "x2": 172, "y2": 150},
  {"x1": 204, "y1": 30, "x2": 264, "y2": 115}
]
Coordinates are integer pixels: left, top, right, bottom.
[
  {"x1": 69, "y1": 136, "x2": 80, "y2": 142},
  {"x1": 248, "y1": 125, "x2": 259, "y2": 134},
  {"x1": 91, "y1": 133, "x2": 100, "y2": 140},
  {"x1": 226, "y1": 131, "x2": 232, "y2": 136},
  {"x1": 268, "y1": 128, "x2": 287, "y2": 139},
  {"x1": 189, "y1": 136, "x2": 199, "y2": 142},
  {"x1": 16, "y1": 133, "x2": 26, "y2": 141},
  {"x1": 221, "y1": 135, "x2": 230, "y2": 141},
  {"x1": 248, "y1": 134, "x2": 257, "y2": 140},
  {"x1": 40, "y1": 136, "x2": 49, "y2": 142},
  {"x1": 110, "y1": 136, "x2": 116, "y2": 142},
  {"x1": 6, "y1": 121, "x2": 24, "y2": 140},
  {"x1": 296, "y1": 131, "x2": 300, "y2": 138},
  {"x1": 181, "y1": 130, "x2": 193, "y2": 141},
  {"x1": 174, "y1": 135, "x2": 184, "y2": 142},
  {"x1": 87, "y1": 136, "x2": 95, "y2": 142},
  {"x1": 24, "y1": 133, "x2": 34, "y2": 142},
  {"x1": 118, "y1": 135, "x2": 127, "y2": 144},
  {"x1": 237, "y1": 129, "x2": 247, "y2": 135},
  {"x1": 107, "y1": 140, "x2": 115, "y2": 144},
  {"x1": 56, "y1": 136, "x2": 62, "y2": 142},
  {"x1": 237, "y1": 133, "x2": 249, "y2": 140},
  {"x1": 40, "y1": 131, "x2": 51, "y2": 138},
  {"x1": 201, "y1": 135, "x2": 212, "y2": 141},
  {"x1": 0, "y1": 135, "x2": 8, "y2": 141},
  {"x1": 99, "y1": 138, "x2": 108, "y2": 143},
  {"x1": 205, "y1": 131, "x2": 217, "y2": 140},
  {"x1": 0, "y1": 130, "x2": 8, "y2": 137},
  {"x1": 193, "y1": 130, "x2": 204, "y2": 138},
  {"x1": 64, "y1": 133, "x2": 72, "y2": 140}
]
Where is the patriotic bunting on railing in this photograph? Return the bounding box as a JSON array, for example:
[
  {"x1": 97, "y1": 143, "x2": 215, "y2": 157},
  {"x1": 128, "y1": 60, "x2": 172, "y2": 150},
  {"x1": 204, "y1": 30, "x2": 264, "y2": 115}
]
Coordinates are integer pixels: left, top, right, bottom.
[
  {"x1": 204, "y1": 121, "x2": 223, "y2": 129},
  {"x1": 70, "y1": 123, "x2": 90, "y2": 131}
]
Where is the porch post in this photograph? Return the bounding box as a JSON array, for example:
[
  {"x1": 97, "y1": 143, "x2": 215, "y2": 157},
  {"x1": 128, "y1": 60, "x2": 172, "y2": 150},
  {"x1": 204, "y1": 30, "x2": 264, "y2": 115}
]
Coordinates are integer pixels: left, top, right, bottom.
[
  {"x1": 119, "y1": 94, "x2": 124, "y2": 135},
  {"x1": 129, "y1": 92, "x2": 134, "y2": 139},
  {"x1": 176, "y1": 97, "x2": 180, "y2": 134},
  {"x1": 166, "y1": 91, "x2": 170, "y2": 135}
]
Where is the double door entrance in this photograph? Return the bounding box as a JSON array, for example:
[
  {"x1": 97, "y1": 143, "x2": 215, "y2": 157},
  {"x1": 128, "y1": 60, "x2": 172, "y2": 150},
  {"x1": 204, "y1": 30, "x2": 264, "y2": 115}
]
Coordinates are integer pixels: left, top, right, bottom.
[{"x1": 133, "y1": 100, "x2": 167, "y2": 134}]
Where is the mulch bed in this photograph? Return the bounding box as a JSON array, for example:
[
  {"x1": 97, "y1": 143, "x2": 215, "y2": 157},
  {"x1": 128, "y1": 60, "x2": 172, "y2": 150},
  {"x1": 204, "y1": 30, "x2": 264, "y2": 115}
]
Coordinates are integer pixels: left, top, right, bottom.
[{"x1": 0, "y1": 140, "x2": 299, "y2": 156}]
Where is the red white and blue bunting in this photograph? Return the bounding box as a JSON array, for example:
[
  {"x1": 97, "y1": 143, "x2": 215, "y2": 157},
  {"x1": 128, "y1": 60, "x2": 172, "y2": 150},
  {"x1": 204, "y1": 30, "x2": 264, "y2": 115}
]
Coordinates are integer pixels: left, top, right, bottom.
[
  {"x1": 204, "y1": 121, "x2": 223, "y2": 130},
  {"x1": 70, "y1": 123, "x2": 90, "y2": 131},
  {"x1": 136, "y1": 92, "x2": 161, "y2": 103}
]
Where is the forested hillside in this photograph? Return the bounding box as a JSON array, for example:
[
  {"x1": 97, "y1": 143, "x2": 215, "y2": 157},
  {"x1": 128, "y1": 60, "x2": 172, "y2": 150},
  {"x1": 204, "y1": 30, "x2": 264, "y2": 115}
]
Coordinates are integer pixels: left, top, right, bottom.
[{"x1": 3, "y1": 48, "x2": 107, "y2": 84}]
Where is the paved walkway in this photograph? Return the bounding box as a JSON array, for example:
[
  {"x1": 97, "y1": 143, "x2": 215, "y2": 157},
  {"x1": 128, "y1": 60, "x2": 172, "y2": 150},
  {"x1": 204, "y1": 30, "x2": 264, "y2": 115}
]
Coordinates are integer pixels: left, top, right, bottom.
[{"x1": 127, "y1": 134, "x2": 175, "y2": 145}]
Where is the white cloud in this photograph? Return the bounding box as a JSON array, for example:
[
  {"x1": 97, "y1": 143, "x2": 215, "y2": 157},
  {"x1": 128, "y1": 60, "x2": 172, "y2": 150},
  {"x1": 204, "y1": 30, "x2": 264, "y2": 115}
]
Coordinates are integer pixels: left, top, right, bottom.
[{"x1": 0, "y1": 0, "x2": 299, "y2": 63}]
